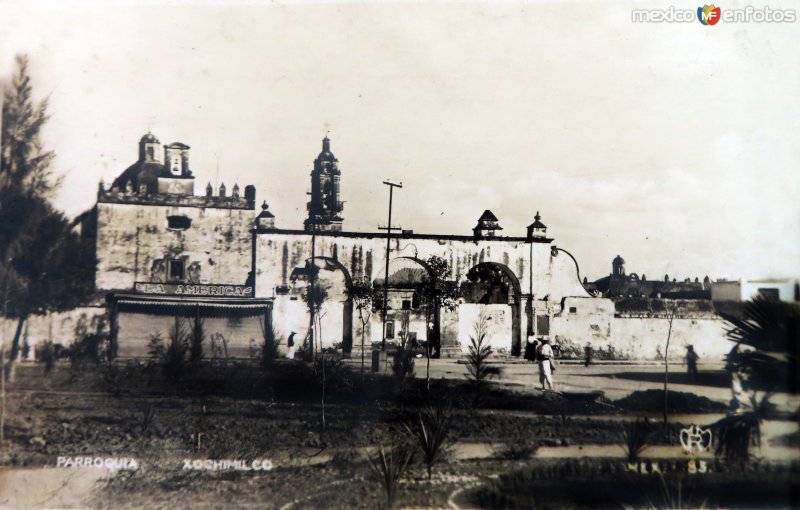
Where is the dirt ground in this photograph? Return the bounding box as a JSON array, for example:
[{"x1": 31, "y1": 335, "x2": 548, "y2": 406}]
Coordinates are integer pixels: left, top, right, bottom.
[{"x1": 0, "y1": 359, "x2": 797, "y2": 509}]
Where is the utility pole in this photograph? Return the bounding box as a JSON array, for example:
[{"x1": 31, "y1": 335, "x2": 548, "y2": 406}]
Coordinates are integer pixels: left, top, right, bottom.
[
  {"x1": 306, "y1": 192, "x2": 318, "y2": 361},
  {"x1": 379, "y1": 180, "x2": 402, "y2": 352}
]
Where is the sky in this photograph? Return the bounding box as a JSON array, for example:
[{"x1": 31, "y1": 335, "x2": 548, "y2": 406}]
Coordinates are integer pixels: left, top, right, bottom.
[{"x1": 1, "y1": 0, "x2": 798, "y2": 282}]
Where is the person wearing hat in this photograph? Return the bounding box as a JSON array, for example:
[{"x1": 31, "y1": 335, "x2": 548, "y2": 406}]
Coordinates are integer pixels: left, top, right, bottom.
[{"x1": 536, "y1": 337, "x2": 555, "y2": 390}]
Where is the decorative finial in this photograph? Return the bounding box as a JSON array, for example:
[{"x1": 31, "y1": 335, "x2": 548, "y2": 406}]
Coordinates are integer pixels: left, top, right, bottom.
[
  {"x1": 535, "y1": 211, "x2": 541, "y2": 221},
  {"x1": 261, "y1": 200, "x2": 269, "y2": 211}
]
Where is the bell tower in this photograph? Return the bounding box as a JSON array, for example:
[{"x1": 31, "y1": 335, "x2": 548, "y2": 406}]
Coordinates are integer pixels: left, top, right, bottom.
[{"x1": 304, "y1": 136, "x2": 344, "y2": 232}]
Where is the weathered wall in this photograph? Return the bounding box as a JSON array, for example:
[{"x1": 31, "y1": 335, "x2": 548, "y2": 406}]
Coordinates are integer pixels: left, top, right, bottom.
[
  {"x1": 254, "y1": 230, "x2": 589, "y2": 302},
  {"x1": 254, "y1": 229, "x2": 590, "y2": 352},
  {"x1": 458, "y1": 304, "x2": 513, "y2": 354},
  {"x1": 551, "y1": 297, "x2": 732, "y2": 361},
  {"x1": 1, "y1": 307, "x2": 106, "y2": 359},
  {"x1": 96, "y1": 202, "x2": 254, "y2": 292}
]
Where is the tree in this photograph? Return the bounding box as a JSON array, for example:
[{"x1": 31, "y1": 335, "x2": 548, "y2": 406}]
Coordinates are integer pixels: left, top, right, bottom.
[
  {"x1": 465, "y1": 310, "x2": 502, "y2": 403},
  {"x1": 1, "y1": 55, "x2": 60, "y2": 198},
  {"x1": 350, "y1": 277, "x2": 374, "y2": 374},
  {"x1": 416, "y1": 256, "x2": 460, "y2": 390},
  {"x1": 713, "y1": 296, "x2": 799, "y2": 467},
  {"x1": 2, "y1": 55, "x2": 95, "y2": 384},
  {"x1": 391, "y1": 310, "x2": 415, "y2": 392},
  {"x1": 662, "y1": 304, "x2": 675, "y2": 425}
]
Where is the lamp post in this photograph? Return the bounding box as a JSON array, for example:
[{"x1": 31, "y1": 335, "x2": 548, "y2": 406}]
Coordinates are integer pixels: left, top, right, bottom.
[{"x1": 380, "y1": 180, "x2": 402, "y2": 352}]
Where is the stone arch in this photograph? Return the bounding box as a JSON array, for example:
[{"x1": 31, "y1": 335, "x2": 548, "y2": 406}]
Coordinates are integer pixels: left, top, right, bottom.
[
  {"x1": 306, "y1": 255, "x2": 354, "y2": 354},
  {"x1": 372, "y1": 256, "x2": 433, "y2": 349},
  {"x1": 462, "y1": 262, "x2": 523, "y2": 356}
]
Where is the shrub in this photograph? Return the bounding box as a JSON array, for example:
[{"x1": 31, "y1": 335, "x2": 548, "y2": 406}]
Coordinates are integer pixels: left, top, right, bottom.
[
  {"x1": 189, "y1": 318, "x2": 205, "y2": 365},
  {"x1": 620, "y1": 417, "x2": 651, "y2": 462},
  {"x1": 391, "y1": 311, "x2": 415, "y2": 391},
  {"x1": 496, "y1": 439, "x2": 538, "y2": 460},
  {"x1": 404, "y1": 400, "x2": 454, "y2": 479},
  {"x1": 35, "y1": 340, "x2": 56, "y2": 373},
  {"x1": 260, "y1": 325, "x2": 281, "y2": 368},
  {"x1": 465, "y1": 311, "x2": 502, "y2": 389},
  {"x1": 148, "y1": 320, "x2": 190, "y2": 381},
  {"x1": 367, "y1": 435, "x2": 415, "y2": 508}
]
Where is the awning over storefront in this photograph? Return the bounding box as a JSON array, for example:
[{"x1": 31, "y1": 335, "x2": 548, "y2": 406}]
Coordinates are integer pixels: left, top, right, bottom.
[{"x1": 107, "y1": 292, "x2": 273, "y2": 318}]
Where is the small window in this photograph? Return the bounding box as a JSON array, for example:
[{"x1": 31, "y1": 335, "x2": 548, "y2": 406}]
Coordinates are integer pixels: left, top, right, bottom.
[
  {"x1": 168, "y1": 259, "x2": 185, "y2": 281},
  {"x1": 569, "y1": 307, "x2": 577, "y2": 314},
  {"x1": 536, "y1": 315, "x2": 550, "y2": 336},
  {"x1": 402, "y1": 300, "x2": 411, "y2": 310},
  {"x1": 385, "y1": 321, "x2": 395, "y2": 339},
  {"x1": 757, "y1": 288, "x2": 780, "y2": 301},
  {"x1": 167, "y1": 215, "x2": 191, "y2": 230}
]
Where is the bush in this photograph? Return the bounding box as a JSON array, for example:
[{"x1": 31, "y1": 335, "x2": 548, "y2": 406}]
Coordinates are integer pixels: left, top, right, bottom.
[
  {"x1": 189, "y1": 318, "x2": 205, "y2": 365},
  {"x1": 261, "y1": 326, "x2": 281, "y2": 368},
  {"x1": 391, "y1": 311, "x2": 415, "y2": 390},
  {"x1": 148, "y1": 320, "x2": 190, "y2": 381},
  {"x1": 367, "y1": 434, "x2": 414, "y2": 508},
  {"x1": 620, "y1": 417, "x2": 651, "y2": 462},
  {"x1": 404, "y1": 400, "x2": 454, "y2": 479},
  {"x1": 35, "y1": 340, "x2": 56, "y2": 373},
  {"x1": 465, "y1": 312, "x2": 502, "y2": 388}
]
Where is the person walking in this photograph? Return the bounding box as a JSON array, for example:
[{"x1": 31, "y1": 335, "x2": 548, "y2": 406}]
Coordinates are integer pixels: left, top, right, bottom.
[
  {"x1": 286, "y1": 331, "x2": 297, "y2": 360},
  {"x1": 584, "y1": 342, "x2": 593, "y2": 367},
  {"x1": 536, "y1": 338, "x2": 555, "y2": 391},
  {"x1": 685, "y1": 345, "x2": 699, "y2": 382}
]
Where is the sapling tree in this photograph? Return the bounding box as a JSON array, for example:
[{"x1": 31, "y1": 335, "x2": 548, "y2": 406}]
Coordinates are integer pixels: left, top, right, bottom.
[
  {"x1": 416, "y1": 256, "x2": 460, "y2": 391},
  {"x1": 465, "y1": 310, "x2": 502, "y2": 404},
  {"x1": 350, "y1": 277, "x2": 374, "y2": 373}
]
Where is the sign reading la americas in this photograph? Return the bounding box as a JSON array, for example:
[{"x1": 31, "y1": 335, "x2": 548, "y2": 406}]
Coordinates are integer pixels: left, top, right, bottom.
[{"x1": 134, "y1": 282, "x2": 254, "y2": 297}]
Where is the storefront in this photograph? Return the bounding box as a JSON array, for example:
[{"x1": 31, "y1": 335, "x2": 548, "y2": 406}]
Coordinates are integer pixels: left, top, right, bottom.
[{"x1": 107, "y1": 283, "x2": 273, "y2": 359}]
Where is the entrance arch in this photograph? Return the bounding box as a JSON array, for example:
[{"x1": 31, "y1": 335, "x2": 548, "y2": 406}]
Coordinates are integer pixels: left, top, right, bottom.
[
  {"x1": 372, "y1": 256, "x2": 432, "y2": 349},
  {"x1": 462, "y1": 262, "x2": 523, "y2": 356},
  {"x1": 303, "y1": 255, "x2": 354, "y2": 354}
]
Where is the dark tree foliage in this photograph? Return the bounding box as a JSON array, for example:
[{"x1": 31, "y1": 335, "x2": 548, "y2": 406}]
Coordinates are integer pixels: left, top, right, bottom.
[
  {"x1": 1, "y1": 55, "x2": 96, "y2": 373},
  {"x1": 720, "y1": 295, "x2": 799, "y2": 392},
  {"x1": 1, "y1": 55, "x2": 59, "y2": 198},
  {"x1": 711, "y1": 296, "x2": 800, "y2": 468}
]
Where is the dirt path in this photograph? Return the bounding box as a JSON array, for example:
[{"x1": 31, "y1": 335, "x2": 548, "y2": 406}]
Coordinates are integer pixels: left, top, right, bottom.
[{"x1": 0, "y1": 467, "x2": 109, "y2": 509}]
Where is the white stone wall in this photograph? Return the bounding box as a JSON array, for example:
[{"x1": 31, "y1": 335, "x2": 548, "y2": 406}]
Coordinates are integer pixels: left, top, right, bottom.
[{"x1": 551, "y1": 297, "x2": 733, "y2": 361}]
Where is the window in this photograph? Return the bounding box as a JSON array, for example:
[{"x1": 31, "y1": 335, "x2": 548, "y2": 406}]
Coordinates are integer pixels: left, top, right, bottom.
[
  {"x1": 402, "y1": 299, "x2": 411, "y2": 310},
  {"x1": 569, "y1": 307, "x2": 577, "y2": 314},
  {"x1": 168, "y1": 259, "x2": 185, "y2": 281},
  {"x1": 757, "y1": 288, "x2": 780, "y2": 301},
  {"x1": 536, "y1": 315, "x2": 550, "y2": 336},
  {"x1": 385, "y1": 321, "x2": 395, "y2": 339},
  {"x1": 167, "y1": 215, "x2": 192, "y2": 230}
]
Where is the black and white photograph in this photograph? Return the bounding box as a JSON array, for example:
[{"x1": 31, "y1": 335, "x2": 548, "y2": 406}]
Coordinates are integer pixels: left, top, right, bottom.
[{"x1": 0, "y1": 0, "x2": 798, "y2": 508}]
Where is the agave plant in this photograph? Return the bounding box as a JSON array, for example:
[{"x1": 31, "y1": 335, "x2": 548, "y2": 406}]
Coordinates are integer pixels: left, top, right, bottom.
[
  {"x1": 620, "y1": 417, "x2": 651, "y2": 462},
  {"x1": 367, "y1": 436, "x2": 415, "y2": 508},
  {"x1": 404, "y1": 400, "x2": 454, "y2": 479}
]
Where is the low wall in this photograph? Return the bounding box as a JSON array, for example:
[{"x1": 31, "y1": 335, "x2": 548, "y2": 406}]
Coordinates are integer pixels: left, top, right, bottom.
[
  {"x1": 552, "y1": 297, "x2": 733, "y2": 361},
  {"x1": 0, "y1": 307, "x2": 106, "y2": 359}
]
